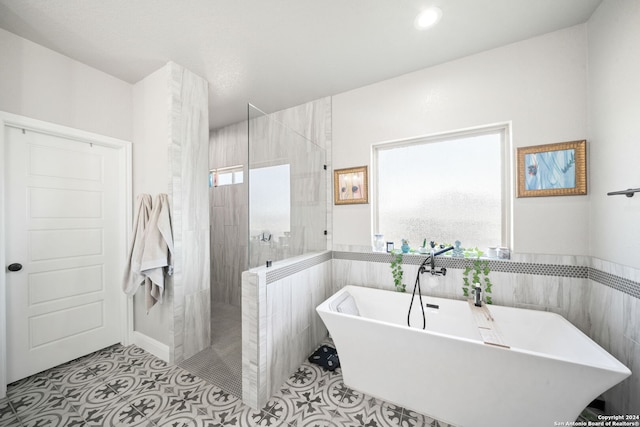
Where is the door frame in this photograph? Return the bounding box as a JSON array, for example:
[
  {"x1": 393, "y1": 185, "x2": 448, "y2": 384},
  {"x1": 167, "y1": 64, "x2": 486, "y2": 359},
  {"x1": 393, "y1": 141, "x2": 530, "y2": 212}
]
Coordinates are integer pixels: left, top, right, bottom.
[{"x1": 0, "y1": 111, "x2": 133, "y2": 398}]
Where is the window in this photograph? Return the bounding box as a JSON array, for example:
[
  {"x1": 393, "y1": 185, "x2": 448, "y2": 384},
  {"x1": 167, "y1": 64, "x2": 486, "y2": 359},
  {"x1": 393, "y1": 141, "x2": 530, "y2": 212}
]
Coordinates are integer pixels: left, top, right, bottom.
[
  {"x1": 374, "y1": 125, "x2": 510, "y2": 251},
  {"x1": 249, "y1": 164, "x2": 291, "y2": 239},
  {"x1": 210, "y1": 165, "x2": 244, "y2": 187}
]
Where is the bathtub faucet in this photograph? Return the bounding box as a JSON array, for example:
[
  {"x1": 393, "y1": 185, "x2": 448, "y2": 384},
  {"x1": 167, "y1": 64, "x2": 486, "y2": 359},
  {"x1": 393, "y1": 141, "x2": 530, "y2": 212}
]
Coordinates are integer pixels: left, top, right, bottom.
[
  {"x1": 420, "y1": 246, "x2": 454, "y2": 276},
  {"x1": 408, "y1": 245, "x2": 454, "y2": 329}
]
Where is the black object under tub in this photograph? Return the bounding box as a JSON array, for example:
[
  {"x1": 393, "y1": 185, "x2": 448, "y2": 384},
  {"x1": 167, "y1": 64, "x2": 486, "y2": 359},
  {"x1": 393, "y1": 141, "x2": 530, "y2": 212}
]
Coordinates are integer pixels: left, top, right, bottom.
[{"x1": 308, "y1": 345, "x2": 340, "y2": 371}]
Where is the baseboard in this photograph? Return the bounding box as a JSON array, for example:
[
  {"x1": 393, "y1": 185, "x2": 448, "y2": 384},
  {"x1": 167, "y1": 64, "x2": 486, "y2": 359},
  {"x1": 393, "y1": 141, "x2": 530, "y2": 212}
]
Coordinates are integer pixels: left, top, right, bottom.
[{"x1": 131, "y1": 331, "x2": 170, "y2": 363}]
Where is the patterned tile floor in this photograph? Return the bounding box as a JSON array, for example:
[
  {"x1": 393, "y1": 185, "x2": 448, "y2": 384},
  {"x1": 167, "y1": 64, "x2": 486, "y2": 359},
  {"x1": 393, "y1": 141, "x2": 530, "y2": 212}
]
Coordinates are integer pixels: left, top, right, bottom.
[{"x1": 0, "y1": 341, "x2": 452, "y2": 427}]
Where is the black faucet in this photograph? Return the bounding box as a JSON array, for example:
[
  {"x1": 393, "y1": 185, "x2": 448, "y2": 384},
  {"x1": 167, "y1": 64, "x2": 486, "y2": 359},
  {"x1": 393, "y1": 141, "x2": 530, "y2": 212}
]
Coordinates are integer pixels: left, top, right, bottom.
[{"x1": 420, "y1": 246, "x2": 454, "y2": 276}]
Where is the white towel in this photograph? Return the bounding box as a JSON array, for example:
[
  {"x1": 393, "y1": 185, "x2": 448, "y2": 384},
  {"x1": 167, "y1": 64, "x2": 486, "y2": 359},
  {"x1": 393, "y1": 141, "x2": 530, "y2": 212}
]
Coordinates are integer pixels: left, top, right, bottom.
[
  {"x1": 140, "y1": 193, "x2": 174, "y2": 312},
  {"x1": 122, "y1": 194, "x2": 152, "y2": 297}
]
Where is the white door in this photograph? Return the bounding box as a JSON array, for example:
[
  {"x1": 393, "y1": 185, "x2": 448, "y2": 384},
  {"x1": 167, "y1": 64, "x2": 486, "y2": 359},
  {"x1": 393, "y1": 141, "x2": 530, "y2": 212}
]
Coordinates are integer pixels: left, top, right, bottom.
[{"x1": 5, "y1": 125, "x2": 124, "y2": 383}]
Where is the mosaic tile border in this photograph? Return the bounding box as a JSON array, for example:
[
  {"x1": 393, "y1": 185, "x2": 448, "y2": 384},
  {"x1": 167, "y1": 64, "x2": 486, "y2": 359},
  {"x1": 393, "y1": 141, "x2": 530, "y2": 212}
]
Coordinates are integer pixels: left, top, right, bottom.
[
  {"x1": 589, "y1": 268, "x2": 640, "y2": 300},
  {"x1": 333, "y1": 251, "x2": 640, "y2": 300},
  {"x1": 265, "y1": 251, "x2": 332, "y2": 284},
  {"x1": 265, "y1": 250, "x2": 640, "y2": 300},
  {"x1": 332, "y1": 251, "x2": 588, "y2": 277}
]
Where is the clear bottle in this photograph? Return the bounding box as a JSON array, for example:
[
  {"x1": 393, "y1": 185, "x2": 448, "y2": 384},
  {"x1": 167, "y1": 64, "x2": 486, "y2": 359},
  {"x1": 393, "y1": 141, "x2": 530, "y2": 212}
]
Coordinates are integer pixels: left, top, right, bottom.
[{"x1": 373, "y1": 234, "x2": 385, "y2": 252}]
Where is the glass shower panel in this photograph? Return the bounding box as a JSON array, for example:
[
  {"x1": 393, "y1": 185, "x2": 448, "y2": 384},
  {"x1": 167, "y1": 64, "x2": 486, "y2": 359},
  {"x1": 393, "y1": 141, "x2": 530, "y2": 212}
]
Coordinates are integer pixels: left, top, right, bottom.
[{"x1": 248, "y1": 104, "x2": 326, "y2": 268}]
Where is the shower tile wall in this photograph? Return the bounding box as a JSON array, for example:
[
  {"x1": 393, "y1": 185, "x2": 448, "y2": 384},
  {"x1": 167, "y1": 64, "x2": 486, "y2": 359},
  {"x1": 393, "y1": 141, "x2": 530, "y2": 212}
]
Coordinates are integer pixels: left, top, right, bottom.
[
  {"x1": 241, "y1": 269, "x2": 263, "y2": 410},
  {"x1": 242, "y1": 252, "x2": 332, "y2": 410},
  {"x1": 167, "y1": 62, "x2": 211, "y2": 363},
  {"x1": 265, "y1": 257, "x2": 331, "y2": 396},
  {"x1": 266, "y1": 96, "x2": 333, "y2": 253},
  {"x1": 248, "y1": 98, "x2": 332, "y2": 268},
  {"x1": 210, "y1": 121, "x2": 248, "y2": 308},
  {"x1": 332, "y1": 248, "x2": 640, "y2": 417},
  {"x1": 209, "y1": 97, "x2": 332, "y2": 309}
]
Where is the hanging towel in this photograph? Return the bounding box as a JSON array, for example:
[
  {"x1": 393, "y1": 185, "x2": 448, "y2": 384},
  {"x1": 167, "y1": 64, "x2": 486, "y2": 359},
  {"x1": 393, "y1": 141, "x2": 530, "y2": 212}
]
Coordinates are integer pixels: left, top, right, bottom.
[
  {"x1": 140, "y1": 193, "x2": 174, "y2": 312},
  {"x1": 122, "y1": 194, "x2": 152, "y2": 297}
]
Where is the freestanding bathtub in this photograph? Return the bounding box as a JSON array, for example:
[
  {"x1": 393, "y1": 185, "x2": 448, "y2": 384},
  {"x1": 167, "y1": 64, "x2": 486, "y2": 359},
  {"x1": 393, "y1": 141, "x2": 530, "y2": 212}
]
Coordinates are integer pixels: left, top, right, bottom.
[{"x1": 316, "y1": 285, "x2": 631, "y2": 427}]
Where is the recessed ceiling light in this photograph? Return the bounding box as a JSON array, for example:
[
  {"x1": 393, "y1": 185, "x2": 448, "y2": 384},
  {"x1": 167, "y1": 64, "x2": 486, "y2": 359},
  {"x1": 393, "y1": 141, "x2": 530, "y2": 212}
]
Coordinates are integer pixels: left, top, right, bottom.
[{"x1": 414, "y1": 7, "x2": 442, "y2": 30}]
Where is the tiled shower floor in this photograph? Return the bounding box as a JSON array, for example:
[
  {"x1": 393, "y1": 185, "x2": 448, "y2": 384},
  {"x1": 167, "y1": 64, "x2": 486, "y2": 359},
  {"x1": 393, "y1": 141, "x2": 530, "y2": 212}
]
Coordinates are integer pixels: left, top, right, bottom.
[
  {"x1": 0, "y1": 341, "x2": 454, "y2": 426},
  {"x1": 179, "y1": 303, "x2": 243, "y2": 398}
]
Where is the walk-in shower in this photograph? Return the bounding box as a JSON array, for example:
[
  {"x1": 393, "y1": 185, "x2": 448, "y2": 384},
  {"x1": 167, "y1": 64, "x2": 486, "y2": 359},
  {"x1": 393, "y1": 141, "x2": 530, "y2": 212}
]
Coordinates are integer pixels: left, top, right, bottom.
[
  {"x1": 248, "y1": 104, "x2": 327, "y2": 268},
  {"x1": 181, "y1": 103, "x2": 327, "y2": 398}
]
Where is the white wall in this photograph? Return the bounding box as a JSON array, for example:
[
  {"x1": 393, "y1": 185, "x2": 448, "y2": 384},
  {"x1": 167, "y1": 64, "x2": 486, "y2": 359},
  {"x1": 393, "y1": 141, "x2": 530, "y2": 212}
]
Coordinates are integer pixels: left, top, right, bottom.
[
  {"x1": 332, "y1": 25, "x2": 589, "y2": 256},
  {"x1": 131, "y1": 65, "x2": 172, "y2": 345},
  {"x1": 587, "y1": 0, "x2": 640, "y2": 270},
  {"x1": 132, "y1": 66, "x2": 170, "y2": 197},
  {"x1": 0, "y1": 28, "x2": 212, "y2": 362},
  {"x1": 0, "y1": 28, "x2": 132, "y2": 141}
]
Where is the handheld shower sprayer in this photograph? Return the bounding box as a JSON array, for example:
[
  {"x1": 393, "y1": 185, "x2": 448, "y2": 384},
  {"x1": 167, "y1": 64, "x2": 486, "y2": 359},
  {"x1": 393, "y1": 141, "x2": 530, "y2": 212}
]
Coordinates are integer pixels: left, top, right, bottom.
[{"x1": 408, "y1": 245, "x2": 454, "y2": 329}]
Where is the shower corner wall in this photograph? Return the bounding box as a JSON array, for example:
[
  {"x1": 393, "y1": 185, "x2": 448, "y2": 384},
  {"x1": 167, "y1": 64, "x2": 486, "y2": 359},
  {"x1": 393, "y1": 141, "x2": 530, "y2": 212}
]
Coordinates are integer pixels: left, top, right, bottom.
[{"x1": 201, "y1": 120, "x2": 247, "y2": 398}]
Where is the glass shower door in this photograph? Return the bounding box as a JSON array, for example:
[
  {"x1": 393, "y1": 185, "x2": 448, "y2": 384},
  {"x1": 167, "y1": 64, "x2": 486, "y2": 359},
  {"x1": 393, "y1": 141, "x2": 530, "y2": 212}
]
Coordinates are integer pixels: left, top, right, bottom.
[{"x1": 247, "y1": 104, "x2": 327, "y2": 268}]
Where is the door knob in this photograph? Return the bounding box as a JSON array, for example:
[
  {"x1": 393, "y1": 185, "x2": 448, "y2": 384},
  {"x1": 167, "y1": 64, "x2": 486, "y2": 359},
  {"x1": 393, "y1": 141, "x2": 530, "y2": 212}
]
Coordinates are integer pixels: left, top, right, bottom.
[{"x1": 7, "y1": 263, "x2": 22, "y2": 272}]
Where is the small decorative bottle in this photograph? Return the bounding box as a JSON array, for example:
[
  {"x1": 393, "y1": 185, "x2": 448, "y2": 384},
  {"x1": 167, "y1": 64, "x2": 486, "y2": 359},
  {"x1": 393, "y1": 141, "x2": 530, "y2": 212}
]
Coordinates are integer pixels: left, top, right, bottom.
[
  {"x1": 401, "y1": 239, "x2": 410, "y2": 253},
  {"x1": 373, "y1": 234, "x2": 385, "y2": 252},
  {"x1": 452, "y1": 240, "x2": 464, "y2": 258}
]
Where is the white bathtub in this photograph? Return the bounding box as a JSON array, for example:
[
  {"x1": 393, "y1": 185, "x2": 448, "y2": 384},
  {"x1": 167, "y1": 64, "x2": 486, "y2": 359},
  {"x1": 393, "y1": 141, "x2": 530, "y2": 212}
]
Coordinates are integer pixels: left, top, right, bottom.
[{"x1": 316, "y1": 285, "x2": 631, "y2": 427}]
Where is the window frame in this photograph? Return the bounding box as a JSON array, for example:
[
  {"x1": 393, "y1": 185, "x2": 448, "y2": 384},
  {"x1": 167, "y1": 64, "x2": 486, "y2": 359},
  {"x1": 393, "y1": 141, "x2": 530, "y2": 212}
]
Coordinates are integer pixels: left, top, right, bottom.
[
  {"x1": 210, "y1": 164, "x2": 244, "y2": 187},
  {"x1": 371, "y1": 123, "x2": 512, "y2": 249}
]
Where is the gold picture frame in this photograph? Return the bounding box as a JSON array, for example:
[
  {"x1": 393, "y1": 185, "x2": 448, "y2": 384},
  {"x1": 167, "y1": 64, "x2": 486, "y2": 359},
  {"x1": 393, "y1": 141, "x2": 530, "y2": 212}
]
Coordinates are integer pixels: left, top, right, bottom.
[
  {"x1": 516, "y1": 140, "x2": 587, "y2": 198},
  {"x1": 334, "y1": 166, "x2": 368, "y2": 205}
]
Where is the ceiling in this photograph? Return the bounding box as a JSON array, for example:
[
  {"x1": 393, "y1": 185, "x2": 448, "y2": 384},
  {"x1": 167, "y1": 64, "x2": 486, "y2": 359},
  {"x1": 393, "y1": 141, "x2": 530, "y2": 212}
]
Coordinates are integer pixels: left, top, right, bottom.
[{"x1": 0, "y1": 0, "x2": 602, "y2": 130}]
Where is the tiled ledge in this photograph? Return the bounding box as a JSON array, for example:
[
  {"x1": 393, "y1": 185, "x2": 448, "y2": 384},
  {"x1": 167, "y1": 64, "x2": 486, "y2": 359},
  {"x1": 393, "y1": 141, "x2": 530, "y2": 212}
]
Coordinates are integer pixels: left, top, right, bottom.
[
  {"x1": 257, "y1": 249, "x2": 640, "y2": 300},
  {"x1": 332, "y1": 251, "x2": 589, "y2": 277},
  {"x1": 333, "y1": 250, "x2": 640, "y2": 300},
  {"x1": 263, "y1": 251, "x2": 332, "y2": 284}
]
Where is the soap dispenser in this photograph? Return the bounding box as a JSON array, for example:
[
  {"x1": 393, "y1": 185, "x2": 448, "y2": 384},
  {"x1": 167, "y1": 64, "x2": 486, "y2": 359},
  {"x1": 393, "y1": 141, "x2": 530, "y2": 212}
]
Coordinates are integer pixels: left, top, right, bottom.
[{"x1": 474, "y1": 284, "x2": 482, "y2": 307}]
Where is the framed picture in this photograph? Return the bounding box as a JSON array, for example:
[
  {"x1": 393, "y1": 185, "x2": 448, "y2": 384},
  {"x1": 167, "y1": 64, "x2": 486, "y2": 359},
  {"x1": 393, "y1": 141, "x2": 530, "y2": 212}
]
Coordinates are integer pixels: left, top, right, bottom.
[
  {"x1": 516, "y1": 140, "x2": 587, "y2": 198},
  {"x1": 334, "y1": 166, "x2": 368, "y2": 205}
]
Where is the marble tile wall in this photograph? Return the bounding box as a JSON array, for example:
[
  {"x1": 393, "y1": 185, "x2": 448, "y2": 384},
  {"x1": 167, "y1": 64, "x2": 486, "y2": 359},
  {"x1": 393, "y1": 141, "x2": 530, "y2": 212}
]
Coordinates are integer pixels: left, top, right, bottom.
[
  {"x1": 242, "y1": 252, "x2": 332, "y2": 410},
  {"x1": 268, "y1": 97, "x2": 333, "y2": 253},
  {"x1": 265, "y1": 256, "x2": 331, "y2": 398},
  {"x1": 209, "y1": 121, "x2": 247, "y2": 308},
  {"x1": 209, "y1": 97, "x2": 331, "y2": 305},
  {"x1": 588, "y1": 258, "x2": 640, "y2": 416},
  {"x1": 167, "y1": 62, "x2": 211, "y2": 363},
  {"x1": 241, "y1": 269, "x2": 265, "y2": 410},
  {"x1": 247, "y1": 101, "x2": 330, "y2": 269}
]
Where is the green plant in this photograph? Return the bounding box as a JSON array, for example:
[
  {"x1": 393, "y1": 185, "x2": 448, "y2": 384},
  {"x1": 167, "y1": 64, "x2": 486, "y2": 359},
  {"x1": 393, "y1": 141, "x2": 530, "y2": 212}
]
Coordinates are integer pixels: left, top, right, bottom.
[
  {"x1": 390, "y1": 252, "x2": 406, "y2": 292},
  {"x1": 462, "y1": 257, "x2": 493, "y2": 304},
  {"x1": 462, "y1": 246, "x2": 485, "y2": 258}
]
